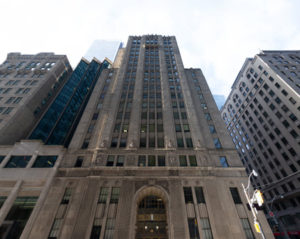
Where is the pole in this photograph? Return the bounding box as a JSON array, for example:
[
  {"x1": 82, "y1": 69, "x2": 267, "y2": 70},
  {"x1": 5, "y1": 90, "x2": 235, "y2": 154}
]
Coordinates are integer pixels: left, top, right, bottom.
[
  {"x1": 242, "y1": 183, "x2": 266, "y2": 239},
  {"x1": 264, "y1": 201, "x2": 290, "y2": 239}
]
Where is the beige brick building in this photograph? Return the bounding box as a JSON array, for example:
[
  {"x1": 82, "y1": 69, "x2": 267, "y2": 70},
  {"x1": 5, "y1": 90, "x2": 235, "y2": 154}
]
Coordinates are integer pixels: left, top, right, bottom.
[{"x1": 0, "y1": 36, "x2": 273, "y2": 239}]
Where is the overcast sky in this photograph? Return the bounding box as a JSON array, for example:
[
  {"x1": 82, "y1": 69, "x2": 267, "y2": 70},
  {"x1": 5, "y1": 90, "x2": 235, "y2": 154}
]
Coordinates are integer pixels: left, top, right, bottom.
[{"x1": 1, "y1": 0, "x2": 300, "y2": 96}]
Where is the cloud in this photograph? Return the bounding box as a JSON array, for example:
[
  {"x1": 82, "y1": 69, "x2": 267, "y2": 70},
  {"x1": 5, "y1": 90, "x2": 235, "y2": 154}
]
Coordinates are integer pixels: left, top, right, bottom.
[{"x1": 0, "y1": 0, "x2": 299, "y2": 96}]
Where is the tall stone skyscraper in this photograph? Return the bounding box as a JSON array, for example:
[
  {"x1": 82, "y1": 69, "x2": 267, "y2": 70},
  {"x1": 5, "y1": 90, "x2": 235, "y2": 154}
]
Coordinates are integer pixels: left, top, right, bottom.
[
  {"x1": 0, "y1": 53, "x2": 72, "y2": 144},
  {"x1": 221, "y1": 51, "x2": 300, "y2": 235},
  {"x1": 0, "y1": 36, "x2": 273, "y2": 239}
]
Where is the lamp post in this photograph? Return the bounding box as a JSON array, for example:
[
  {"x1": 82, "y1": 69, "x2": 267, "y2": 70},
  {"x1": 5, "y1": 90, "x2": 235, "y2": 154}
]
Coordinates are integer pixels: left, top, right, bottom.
[
  {"x1": 265, "y1": 195, "x2": 290, "y2": 239},
  {"x1": 242, "y1": 170, "x2": 266, "y2": 239}
]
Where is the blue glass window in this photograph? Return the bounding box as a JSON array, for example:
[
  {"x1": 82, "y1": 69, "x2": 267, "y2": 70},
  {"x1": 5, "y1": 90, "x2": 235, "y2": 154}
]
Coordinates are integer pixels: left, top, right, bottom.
[
  {"x1": 5, "y1": 156, "x2": 31, "y2": 168},
  {"x1": 219, "y1": 156, "x2": 229, "y2": 167},
  {"x1": 213, "y1": 138, "x2": 222, "y2": 149},
  {"x1": 29, "y1": 59, "x2": 110, "y2": 146},
  {"x1": 32, "y1": 156, "x2": 58, "y2": 168}
]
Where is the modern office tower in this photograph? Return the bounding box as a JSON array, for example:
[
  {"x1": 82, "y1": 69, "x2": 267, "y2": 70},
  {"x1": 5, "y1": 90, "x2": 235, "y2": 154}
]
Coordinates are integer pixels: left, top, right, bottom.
[
  {"x1": 0, "y1": 36, "x2": 273, "y2": 239},
  {"x1": 28, "y1": 58, "x2": 111, "y2": 146},
  {"x1": 221, "y1": 51, "x2": 300, "y2": 235},
  {"x1": 0, "y1": 53, "x2": 72, "y2": 145},
  {"x1": 85, "y1": 40, "x2": 122, "y2": 63}
]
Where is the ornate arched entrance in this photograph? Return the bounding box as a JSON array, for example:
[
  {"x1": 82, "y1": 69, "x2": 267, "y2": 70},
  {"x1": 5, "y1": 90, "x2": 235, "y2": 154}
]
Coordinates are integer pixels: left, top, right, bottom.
[{"x1": 136, "y1": 195, "x2": 168, "y2": 239}]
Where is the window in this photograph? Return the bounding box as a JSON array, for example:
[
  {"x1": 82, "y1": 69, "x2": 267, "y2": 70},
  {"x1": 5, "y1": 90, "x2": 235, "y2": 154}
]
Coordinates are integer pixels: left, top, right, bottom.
[
  {"x1": 183, "y1": 187, "x2": 193, "y2": 203},
  {"x1": 148, "y1": 155, "x2": 156, "y2": 166},
  {"x1": 184, "y1": 138, "x2": 192, "y2": 148},
  {"x1": 0, "y1": 196, "x2": 7, "y2": 208},
  {"x1": 110, "y1": 187, "x2": 120, "y2": 204},
  {"x1": 158, "y1": 155, "x2": 165, "y2": 166},
  {"x1": 289, "y1": 113, "x2": 298, "y2": 121},
  {"x1": 195, "y1": 187, "x2": 205, "y2": 204},
  {"x1": 81, "y1": 140, "x2": 89, "y2": 149},
  {"x1": 14, "y1": 97, "x2": 22, "y2": 104},
  {"x1": 213, "y1": 138, "x2": 222, "y2": 149},
  {"x1": 183, "y1": 124, "x2": 190, "y2": 132},
  {"x1": 23, "y1": 88, "x2": 30, "y2": 94},
  {"x1": 209, "y1": 125, "x2": 216, "y2": 133},
  {"x1": 90, "y1": 225, "x2": 102, "y2": 239},
  {"x1": 188, "y1": 218, "x2": 200, "y2": 239},
  {"x1": 219, "y1": 156, "x2": 229, "y2": 167},
  {"x1": 5, "y1": 155, "x2": 31, "y2": 168},
  {"x1": 189, "y1": 155, "x2": 197, "y2": 166},
  {"x1": 3, "y1": 107, "x2": 13, "y2": 114},
  {"x1": 200, "y1": 218, "x2": 213, "y2": 239},
  {"x1": 119, "y1": 138, "x2": 126, "y2": 147},
  {"x1": 177, "y1": 138, "x2": 184, "y2": 147},
  {"x1": 230, "y1": 187, "x2": 242, "y2": 204},
  {"x1": 48, "y1": 218, "x2": 63, "y2": 239},
  {"x1": 106, "y1": 155, "x2": 114, "y2": 166},
  {"x1": 104, "y1": 218, "x2": 115, "y2": 239},
  {"x1": 2, "y1": 197, "x2": 38, "y2": 239},
  {"x1": 138, "y1": 155, "x2": 146, "y2": 166},
  {"x1": 116, "y1": 156, "x2": 124, "y2": 166},
  {"x1": 92, "y1": 113, "x2": 99, "y2": 120},
  {"x1": 32, "y1": 155, "x2": 57, "y2": 168},
  {"x1": 281, "y1": 89, "x2": 288, "y2": 96},
  {"x1": 0, "y1": 155, "x2": 5, "y2": 164},
  {"x1": 61, "y1": 188, "x2": 72, "y2": 204},
  {"x1": 179, "y1": 155, "x2": 187, "y2": 166},
  {"x1": 157, "y1": 137, "x2": 164, "y2": 147},
  {"x1": 240, "y1": 218, "x2": 254, "y2": 239},
  {"x1": 5, "y1": 97, "x2": 15, "y2": 104},
  {"x1": 289, "y1": 97, "x2": 296, "y2": 104},
  {"x1": 98, "y1": 187, "x2": 109, "y2": 203},
  {"x1": 205, "y1": 113, "x2": 211, "y2": 120},
  {"x1": 175, "y1": 124, "x2": 181, "y2": 132},
  {"x1": 75, "y1": 157, "x2": 83, "y2": 167}
]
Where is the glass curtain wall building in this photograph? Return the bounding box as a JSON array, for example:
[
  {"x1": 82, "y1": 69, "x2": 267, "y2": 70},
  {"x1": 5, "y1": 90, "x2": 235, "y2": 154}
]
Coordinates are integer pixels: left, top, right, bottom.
[{"x1": 28, "y1": 58, "x2": 110, "y2": 146}]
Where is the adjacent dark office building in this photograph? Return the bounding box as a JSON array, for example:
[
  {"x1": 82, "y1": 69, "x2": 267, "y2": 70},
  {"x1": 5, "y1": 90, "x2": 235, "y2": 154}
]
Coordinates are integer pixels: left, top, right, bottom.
[
  {"x1": 221, "y1": 51, "x2": 300, "y2": 236},
  {"x1": 0, "y1": 53, "x2": 71, "y2": 145}
]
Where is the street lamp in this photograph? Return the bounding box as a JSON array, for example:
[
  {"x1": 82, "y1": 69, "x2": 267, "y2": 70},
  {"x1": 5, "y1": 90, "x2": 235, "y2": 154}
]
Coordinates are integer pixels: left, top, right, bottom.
[
  {"x1": 245, "y1": 169, "x2": 258, "y2": 192},
  {"x1": 242, "y1": 170, "x2": 266, "y2": 239},
  {"x1": 270, "y1": 195, "x2": 284, "y2": 211}
]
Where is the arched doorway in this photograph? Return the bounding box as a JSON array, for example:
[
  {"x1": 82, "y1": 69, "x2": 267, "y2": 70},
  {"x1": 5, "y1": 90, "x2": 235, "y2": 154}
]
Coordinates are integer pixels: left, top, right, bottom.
[{"x1": 136, "y1": 195, "x2": 168, "y2": 239}]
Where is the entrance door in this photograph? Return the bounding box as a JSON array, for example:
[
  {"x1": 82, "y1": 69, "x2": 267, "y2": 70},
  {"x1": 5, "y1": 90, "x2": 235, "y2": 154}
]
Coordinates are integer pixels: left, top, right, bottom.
[{"x1": 136, "y1": 195, "x2": 168, "y2": 239}]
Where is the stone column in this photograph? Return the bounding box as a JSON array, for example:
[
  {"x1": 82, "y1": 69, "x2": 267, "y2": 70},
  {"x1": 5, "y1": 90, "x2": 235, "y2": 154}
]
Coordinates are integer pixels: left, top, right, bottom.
[
  {"x1": 158, "y1": 36, "x2": 177, "y2": 149},
  {"x1": 127, "y1": 37, "x2": 146, "y2": 149}
]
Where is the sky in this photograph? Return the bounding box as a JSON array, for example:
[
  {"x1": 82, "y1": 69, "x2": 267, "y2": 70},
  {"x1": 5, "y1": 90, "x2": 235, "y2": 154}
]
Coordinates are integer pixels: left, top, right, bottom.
[{"x1": 1, "y1": 0, "x2": 300, "y2": 97}]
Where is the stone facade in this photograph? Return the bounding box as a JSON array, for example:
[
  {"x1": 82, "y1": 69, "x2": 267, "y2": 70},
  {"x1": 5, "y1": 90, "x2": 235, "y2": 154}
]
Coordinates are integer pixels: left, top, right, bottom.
[{"x1": 0, "y1": 36, "x2": 274, "y2": 238}]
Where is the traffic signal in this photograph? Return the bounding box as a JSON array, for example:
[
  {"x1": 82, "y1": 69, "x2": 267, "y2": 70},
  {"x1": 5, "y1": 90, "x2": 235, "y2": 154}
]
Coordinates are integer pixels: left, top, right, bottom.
[{"x1": 255, "y1": 190, "x2": 264, "y2": 206}]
